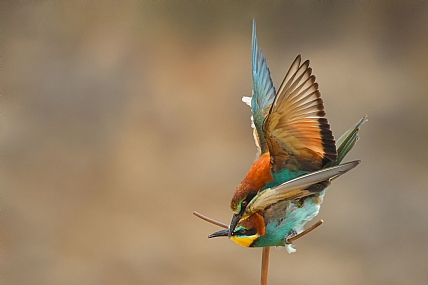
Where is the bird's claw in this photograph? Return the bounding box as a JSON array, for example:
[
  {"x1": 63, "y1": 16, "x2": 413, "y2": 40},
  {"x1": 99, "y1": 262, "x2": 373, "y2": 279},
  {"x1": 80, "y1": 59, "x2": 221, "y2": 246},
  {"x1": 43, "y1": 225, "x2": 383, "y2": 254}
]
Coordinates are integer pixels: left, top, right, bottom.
[{"x1": 285, "y1": 219, "x2": 324, "y2": 244}]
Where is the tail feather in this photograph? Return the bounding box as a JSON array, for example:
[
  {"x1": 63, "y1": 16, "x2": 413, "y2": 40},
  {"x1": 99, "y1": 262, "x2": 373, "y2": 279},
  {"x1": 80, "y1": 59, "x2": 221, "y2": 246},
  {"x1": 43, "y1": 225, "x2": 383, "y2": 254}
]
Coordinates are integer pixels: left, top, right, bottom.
[{"x1": 325, "y1": 115, "x2": 368, "y2": 168}]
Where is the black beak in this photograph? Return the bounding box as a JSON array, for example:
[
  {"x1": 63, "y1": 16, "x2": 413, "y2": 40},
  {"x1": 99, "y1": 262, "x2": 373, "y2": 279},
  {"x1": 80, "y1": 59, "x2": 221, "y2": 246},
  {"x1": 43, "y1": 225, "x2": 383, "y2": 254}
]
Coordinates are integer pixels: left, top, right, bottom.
[
  {"x1": 228, "y1": 213, "x2": 243, "y2": 238},
  {"x1": 208, "y1": 228, "x2": 229, "y2": 238}
]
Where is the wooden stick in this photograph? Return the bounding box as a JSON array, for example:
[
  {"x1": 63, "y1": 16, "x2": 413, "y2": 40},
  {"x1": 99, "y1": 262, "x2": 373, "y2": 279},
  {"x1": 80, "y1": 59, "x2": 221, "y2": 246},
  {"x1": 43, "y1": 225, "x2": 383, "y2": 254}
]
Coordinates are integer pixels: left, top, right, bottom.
[
  {"x1": 261, "y1": 247, "x2": 270, "y2": 285},
  {"x1": 286, "y1": 219, "x2": 324, "y2": 244},
  {"x1": 193, "y1": 211, "x2": 228, "y2": 229}
]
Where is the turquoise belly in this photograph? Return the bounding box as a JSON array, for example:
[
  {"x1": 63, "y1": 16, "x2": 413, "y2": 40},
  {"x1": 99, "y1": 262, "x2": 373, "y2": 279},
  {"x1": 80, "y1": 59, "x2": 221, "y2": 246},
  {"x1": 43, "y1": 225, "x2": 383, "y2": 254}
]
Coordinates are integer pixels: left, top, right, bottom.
[{"x1": 251, "y1": 190, "x2": 326, "y2": 247}]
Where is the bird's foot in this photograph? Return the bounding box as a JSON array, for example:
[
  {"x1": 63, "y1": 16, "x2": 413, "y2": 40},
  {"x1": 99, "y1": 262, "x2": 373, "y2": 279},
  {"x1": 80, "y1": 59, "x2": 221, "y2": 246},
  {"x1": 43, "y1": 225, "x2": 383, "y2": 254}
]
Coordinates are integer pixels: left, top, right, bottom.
[{"x1": 285, "y1": 219, "x2": 324, "y2": 244}]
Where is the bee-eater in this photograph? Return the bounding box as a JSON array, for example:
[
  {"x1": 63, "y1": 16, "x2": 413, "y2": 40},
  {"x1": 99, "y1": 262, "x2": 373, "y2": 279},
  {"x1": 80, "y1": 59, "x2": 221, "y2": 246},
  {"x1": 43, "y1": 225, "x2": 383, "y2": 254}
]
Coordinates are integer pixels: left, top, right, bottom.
[
  {"x1": 228, "y1": 20, "x2": 338, "y2": 234},
  {"x1": 210, "y1": 116, "x2": 366, "y2": 252}
]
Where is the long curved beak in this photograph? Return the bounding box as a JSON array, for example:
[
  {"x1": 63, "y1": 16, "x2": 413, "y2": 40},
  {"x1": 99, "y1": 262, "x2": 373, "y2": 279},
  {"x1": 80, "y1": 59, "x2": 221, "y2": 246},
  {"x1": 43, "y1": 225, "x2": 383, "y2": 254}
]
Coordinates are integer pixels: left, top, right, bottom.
[
  {"x1": 208, "y1": 228, "x2": 229, "y2": 238},
  {"x1": 228, "y1": 213, "x2": 243, "y2": 238}
]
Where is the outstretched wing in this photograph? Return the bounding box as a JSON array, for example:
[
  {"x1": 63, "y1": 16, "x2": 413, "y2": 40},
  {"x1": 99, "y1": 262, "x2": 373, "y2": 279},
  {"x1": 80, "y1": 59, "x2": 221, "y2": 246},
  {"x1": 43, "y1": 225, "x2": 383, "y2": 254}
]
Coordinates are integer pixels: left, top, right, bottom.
[
  {"x1": 263, "y1": 55, "x2": 337, "y2": 172},
  {"x1": 243, "y1": 20, "x2": 276, "y2": 156},
  {"x1": 245, "y1": 160, "x2": 360, "y2": 215}
]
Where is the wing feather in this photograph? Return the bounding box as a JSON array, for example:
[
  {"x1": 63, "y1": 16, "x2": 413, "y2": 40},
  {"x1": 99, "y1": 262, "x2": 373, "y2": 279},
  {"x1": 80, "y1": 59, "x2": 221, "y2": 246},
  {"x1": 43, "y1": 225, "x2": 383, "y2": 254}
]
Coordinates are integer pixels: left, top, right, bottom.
[
  {"x1": 245, "y1": 160, "x2": 360, "y2": 215},
  {"x1": 264, "y1": 55, "x2": 337, "y2": 172},
  {"x1": 325, "y1": 115, "x2": 368, "y2": 168},
  {"x1": 247, "y1": 20, "x2": 276, "y2": 155}
]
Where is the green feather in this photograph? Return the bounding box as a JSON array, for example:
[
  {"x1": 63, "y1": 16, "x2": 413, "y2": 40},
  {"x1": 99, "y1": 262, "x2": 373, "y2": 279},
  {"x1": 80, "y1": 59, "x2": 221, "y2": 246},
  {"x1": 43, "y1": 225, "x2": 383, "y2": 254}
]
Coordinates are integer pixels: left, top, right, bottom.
[
  {"x1": 264, "y1": 169, "x2": 308, "y2": 190},
  {"x1": 325, "y1": 115, "x2": 368, "y2": 168}
]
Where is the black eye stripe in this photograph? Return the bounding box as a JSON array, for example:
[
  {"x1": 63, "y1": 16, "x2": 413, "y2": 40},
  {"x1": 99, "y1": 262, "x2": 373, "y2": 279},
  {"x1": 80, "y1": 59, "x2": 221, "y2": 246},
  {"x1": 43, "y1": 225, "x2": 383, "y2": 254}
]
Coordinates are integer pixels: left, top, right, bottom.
[
  {"x1": 246, "y1": 191, "x2": 257, "y2": 203},
  {"x1": 246, "y1": 228, "x2": 257, "y2": 236},
  {"x1": 233, "y1": 228, "x2": 257, "y2": 236},
  {"x1": 241, "y1": 190, "x2": 258, "y2": 208}
]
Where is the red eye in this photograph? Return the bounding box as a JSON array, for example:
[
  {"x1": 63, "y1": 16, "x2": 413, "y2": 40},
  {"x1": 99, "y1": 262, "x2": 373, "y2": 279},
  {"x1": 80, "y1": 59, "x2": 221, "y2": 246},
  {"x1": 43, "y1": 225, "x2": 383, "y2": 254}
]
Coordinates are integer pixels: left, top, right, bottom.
[{"x1": 242, "y1": 201, "x2": 247, "y2": 207}]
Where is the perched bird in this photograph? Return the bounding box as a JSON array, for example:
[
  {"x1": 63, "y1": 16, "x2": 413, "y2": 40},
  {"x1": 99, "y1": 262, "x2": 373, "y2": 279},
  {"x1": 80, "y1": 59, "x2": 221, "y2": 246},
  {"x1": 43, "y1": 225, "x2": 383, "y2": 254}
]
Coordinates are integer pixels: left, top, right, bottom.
[
  {"x1": 209, "y1": 116, "x2": 366, "y2": 252},
  {"x1": 228, "y1": 20, "x2": 339, "y2": 234}
]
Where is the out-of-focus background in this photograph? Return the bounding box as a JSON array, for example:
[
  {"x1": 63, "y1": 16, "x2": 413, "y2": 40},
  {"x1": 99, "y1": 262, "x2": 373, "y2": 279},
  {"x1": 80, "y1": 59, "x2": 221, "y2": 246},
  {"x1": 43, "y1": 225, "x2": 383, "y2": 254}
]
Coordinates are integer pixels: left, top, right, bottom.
[{"x1": 3, "y1": 2, "x2": 428, "y2": 285}]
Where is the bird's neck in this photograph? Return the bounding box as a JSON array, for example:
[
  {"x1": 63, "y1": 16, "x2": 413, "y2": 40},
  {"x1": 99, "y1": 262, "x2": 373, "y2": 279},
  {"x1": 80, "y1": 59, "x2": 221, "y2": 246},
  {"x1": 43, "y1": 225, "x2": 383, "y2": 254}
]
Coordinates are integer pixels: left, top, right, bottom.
[{"x1": 241, "y1": 153, "x2": 273, "y2": 191}]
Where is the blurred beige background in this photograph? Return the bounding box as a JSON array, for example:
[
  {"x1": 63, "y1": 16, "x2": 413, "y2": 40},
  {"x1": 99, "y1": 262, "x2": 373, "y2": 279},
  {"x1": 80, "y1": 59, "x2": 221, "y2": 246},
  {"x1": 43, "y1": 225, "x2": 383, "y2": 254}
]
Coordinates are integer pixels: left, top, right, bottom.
[{"x1": 3, "y1": 2, "x2": 428, "y2": 285}]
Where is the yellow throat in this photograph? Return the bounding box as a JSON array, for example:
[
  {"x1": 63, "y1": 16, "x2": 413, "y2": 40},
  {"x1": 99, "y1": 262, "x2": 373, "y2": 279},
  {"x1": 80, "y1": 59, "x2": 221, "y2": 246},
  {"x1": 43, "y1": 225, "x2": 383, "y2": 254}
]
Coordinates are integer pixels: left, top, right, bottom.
[{"x1": 230, "y1": 234, "x2": 259, "y2": 247}]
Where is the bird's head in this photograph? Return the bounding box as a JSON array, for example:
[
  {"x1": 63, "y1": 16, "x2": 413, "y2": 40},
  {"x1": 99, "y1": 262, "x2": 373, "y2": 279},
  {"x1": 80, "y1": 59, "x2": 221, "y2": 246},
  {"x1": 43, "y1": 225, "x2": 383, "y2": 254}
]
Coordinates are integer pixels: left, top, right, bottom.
[
  {"x1": 209, "y1": 212, "x2": 265, "y2": 247},
  {"x1": 229, "y1": 152, "x2": 273, "y2": 235},
  {"x1": 229, "y1": 189, "x2": 258, "y2": 237}
]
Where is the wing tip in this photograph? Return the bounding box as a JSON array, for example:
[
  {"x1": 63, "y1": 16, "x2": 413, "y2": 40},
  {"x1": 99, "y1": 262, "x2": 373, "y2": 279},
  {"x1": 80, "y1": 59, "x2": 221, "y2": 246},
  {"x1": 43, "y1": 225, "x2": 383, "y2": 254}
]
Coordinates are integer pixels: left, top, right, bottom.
[{"x1": 318, "y1": 118, "x2": 338, "y2": 162}]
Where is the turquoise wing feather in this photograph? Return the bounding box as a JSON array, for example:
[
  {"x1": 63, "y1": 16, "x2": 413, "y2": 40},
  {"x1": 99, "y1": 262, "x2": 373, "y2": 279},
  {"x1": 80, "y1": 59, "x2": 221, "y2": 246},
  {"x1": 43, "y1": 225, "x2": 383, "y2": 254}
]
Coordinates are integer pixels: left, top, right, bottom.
[
  {"x1": 325, "y1": 115, "x2": 368, "y2": 168},
  {"x1": 246, "y1": 20, "x2": 276, "y2": 154}
]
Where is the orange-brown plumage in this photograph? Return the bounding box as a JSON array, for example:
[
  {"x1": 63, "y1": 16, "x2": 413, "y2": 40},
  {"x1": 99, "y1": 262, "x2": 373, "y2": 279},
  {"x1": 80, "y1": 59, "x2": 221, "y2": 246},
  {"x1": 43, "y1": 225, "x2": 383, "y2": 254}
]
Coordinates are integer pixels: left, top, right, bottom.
[
  {"x1": 240, "y1": 212, "x2": 266, "y2": 236},
  {"x1": 263, "y1": 57, "x2": 337, "y2": 172},
  {"x1": 230, "y1": 153, "x2": 273, "y2": 212}
]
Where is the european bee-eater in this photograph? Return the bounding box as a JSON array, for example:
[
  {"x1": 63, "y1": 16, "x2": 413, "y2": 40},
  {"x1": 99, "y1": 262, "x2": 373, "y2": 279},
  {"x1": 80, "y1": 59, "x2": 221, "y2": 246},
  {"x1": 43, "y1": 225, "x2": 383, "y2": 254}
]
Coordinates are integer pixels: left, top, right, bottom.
[
  {"x1": 229, "y1": 20, "x2": 339, "y2": 234},
  {"x1": 210, "y1": 116, "x2": 366, "y2": 252}
]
